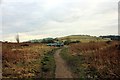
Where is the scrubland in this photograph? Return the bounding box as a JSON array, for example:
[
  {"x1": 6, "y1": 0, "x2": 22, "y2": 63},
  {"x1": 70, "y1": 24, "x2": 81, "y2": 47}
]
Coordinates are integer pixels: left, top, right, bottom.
[
  {"x1": 60, "y1": 41, "x2": 120, "y2": 79},
  {"x1": 2, "y1": 43, "x2": 54, "y2": 78},
  {"x1": 2, "y1": 40, "x2": 120, "y2": 79}
]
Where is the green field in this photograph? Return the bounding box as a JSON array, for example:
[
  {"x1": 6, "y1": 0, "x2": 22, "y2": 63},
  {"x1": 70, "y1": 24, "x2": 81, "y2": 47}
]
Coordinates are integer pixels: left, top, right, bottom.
[{"x1": 59, "y1": 35, "x2": 109, "y2": 43}]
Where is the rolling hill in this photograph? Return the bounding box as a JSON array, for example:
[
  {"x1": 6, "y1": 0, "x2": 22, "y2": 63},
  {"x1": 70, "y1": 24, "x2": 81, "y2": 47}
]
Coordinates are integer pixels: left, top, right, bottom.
[{"x1": 59, "y1": 35, "x2": 108, "y2": 42}]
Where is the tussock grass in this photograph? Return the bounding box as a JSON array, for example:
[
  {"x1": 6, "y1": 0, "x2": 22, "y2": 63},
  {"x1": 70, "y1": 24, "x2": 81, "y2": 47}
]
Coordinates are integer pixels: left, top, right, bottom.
[
  {"x1": 40, "y1": 49, "x2": 58, "y2": 78},
  {"x1": 2, "y1": 43, "x2": 54, "y2": 78},
  {"x1": 60, "y1": 41, "x2": 120, "y2": 79}
]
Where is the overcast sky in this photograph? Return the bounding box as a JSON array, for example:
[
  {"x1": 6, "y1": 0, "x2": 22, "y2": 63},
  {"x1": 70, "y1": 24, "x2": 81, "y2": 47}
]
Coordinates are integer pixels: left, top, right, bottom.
[{"x1": 1, "y1": 0, "x2": 119, "y2": 42}]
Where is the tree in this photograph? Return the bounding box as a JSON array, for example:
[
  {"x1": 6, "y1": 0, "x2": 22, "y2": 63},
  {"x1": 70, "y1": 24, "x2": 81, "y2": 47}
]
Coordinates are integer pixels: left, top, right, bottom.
[
  {"x1": 41, "y1": 38, "x2": 54, "y2": 43},
  {"x1": 15, "y1": 34, "x2": 19, "y2": 43},
  {"x1": 64, "y1": 37, "x2": 71, "y2": 45}
]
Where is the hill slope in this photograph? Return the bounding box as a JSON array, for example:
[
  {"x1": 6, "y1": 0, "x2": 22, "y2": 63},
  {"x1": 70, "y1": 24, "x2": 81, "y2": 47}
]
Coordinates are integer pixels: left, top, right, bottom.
[{"x1": 59, "y1": 35, "x2": 107, "y2": 42}]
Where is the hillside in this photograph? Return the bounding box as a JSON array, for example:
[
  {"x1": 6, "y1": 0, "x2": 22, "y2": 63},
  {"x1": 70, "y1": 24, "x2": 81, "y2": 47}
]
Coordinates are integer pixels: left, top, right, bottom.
[
  {"x1": 59, "y1": 35, "x2": 108, "y2": 42},
  {"x1": 2, "y1": 38, "x2": 120, "y2": 79},
  {"x1": 26, "y1": 35, "x2": 109, "y2": 43}
]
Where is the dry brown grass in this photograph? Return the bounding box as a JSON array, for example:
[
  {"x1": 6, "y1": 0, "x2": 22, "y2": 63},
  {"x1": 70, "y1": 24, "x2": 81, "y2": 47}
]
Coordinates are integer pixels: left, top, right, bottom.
[
  {"x1": 2, "y1": 42, "x2": 54, "y2": 78},
  {"x1": 68, "y1": 41, "x2": 120, "y2": 78}
]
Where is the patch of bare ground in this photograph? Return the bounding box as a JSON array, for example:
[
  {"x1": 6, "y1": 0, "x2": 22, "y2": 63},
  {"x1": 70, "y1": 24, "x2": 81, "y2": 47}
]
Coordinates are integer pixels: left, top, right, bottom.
[{"x1": 54, "y1": 49, "x2": 73, "y2": 78}]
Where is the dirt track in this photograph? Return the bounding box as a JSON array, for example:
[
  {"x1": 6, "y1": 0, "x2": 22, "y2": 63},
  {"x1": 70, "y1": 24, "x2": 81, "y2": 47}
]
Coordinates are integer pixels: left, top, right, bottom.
[{"x1": 54, "y1": 49, "x2": 73, "y2": 78}]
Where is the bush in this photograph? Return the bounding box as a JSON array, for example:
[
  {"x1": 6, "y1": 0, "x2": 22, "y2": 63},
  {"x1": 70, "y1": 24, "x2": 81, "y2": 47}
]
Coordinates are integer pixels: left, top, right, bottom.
[{"x1": 41, "y1": 38, "x2": 54, "y2": 43}]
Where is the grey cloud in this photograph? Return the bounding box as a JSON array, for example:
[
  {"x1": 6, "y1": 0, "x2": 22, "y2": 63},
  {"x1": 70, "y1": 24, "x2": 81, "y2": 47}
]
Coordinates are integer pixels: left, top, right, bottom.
[
  {"x1": 2, "y1": 1, "x2": 48, "y2": 34},
  {"x1": 2, "y1": 0, "x2": 119, "y2": 41},
  {"x1": 93, "y1": 1, "x2": 118, "y2": 15},
  {"x1": 44, "y1": 1, "x2": 90, "y2": 23}
]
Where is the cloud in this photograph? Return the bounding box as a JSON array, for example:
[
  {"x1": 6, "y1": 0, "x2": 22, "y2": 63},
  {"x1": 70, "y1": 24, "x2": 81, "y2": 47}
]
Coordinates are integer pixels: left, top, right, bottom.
[{"x1": 1, "y1": 0, "x2": 119, "y2": 41}]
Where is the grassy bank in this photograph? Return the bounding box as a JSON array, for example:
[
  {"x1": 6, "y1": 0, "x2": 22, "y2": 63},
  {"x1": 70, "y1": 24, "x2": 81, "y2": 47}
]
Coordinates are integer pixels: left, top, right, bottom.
[{"x1": 40, "y1": 48, "x2": 58, "y2": 78}]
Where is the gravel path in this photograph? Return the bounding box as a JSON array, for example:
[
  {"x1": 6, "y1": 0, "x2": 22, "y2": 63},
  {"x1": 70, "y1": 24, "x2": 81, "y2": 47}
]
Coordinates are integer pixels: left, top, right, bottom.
[{"x1": 54, "y1": 49, "x2": 73, "y2": 78}]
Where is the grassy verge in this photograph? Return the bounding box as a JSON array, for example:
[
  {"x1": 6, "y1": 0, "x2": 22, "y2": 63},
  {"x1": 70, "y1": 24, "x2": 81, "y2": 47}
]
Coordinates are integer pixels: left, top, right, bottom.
[
  {"x1": 40, "y1": 48, "x2": 58, "y2": 78},
  {"x1": 60, "y1": 48, "x2": 100, "y2": 79}
]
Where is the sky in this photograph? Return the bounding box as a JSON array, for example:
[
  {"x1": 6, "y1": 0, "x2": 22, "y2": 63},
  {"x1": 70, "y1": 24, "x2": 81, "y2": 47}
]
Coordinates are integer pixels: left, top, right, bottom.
[{"x1": 1, "y1": 0, "x2": 119, "y2": 42}]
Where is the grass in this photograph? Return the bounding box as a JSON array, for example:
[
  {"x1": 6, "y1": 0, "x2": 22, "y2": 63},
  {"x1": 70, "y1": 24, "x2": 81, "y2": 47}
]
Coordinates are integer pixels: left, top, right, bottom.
[
  {"x1": 2, "y1": 42, "x2": 54, "y2": 79},
  {"x1": 60, "y1": 48, "x2": 88, "y2": 78},
  {"x1": 2, "y1": 41, "x2": 120, "y2": 79},
  {"x1": 60, "y1": 41, "x2": 120, "y2": 79},
  {"x1": 40, "y1": 48, "x2": 58, "y2": 78},
  {"x1": 60, "y1": 35, "x2": 108, "y2": 43},
  {"x1": 40, "y1": 50, "x2": 55, "y2": 78}
]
